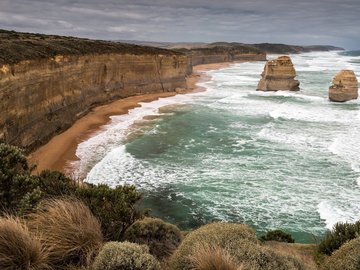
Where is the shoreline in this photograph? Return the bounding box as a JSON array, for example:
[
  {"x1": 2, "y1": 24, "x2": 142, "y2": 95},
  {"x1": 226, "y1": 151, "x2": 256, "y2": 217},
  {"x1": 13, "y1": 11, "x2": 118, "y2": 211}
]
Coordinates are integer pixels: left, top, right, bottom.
[{"x1": 28, "y1": 62, "x2": 233, "y2": 174}]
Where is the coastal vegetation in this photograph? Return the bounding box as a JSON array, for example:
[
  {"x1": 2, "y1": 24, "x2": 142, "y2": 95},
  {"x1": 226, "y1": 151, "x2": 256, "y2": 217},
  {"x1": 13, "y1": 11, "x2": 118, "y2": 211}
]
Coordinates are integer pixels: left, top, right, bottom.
[
  {"x1": 260, "y1": 229, "x2": 296, "y2": 243},
  {"x1": 0, "y1": 142, "x2": 360, "y2": 269},
  {"x1": 92, "y1": 241, "x2": 160, "y2": 270},
  {"x1": 0, "y1": 29, "x2": 180, "y2": 66}
]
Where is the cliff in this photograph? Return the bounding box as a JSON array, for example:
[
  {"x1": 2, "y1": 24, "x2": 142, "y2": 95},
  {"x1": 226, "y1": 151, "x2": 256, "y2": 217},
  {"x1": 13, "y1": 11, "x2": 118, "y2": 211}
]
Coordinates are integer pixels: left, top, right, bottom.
[
  {"x1": 0, "y1": 30, "x2": 191, "y2": 151},
  {"x1": 249, "y1": 43, "x2": 344, "y2": 54},
  {"x1": 119, "y1": 40, "x2": 344, "y2": 56},
  {"x1": 174, "y1": 43, "x2": 267, "y2": 65}
]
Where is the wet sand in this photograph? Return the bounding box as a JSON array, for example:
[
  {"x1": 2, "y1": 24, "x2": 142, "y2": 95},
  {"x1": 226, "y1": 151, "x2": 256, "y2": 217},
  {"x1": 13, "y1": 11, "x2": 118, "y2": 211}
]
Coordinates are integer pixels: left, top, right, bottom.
[{"x1": 28, "y1": 62, "x2": 233, "y2": 174}]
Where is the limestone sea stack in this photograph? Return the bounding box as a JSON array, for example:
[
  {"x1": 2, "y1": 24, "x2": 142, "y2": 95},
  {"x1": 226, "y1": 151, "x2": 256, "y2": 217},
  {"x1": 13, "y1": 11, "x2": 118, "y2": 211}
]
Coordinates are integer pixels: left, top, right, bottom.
[
  {"x1": 328, "y1": 70, "x2": 358, "y2": 102},
  {"x1": 257, "y1": 56, "x2": 300, "y2": 91}
]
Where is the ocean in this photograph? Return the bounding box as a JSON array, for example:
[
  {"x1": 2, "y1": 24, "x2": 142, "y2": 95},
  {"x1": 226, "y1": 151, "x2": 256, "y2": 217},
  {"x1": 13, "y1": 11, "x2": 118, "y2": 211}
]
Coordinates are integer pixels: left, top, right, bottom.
[{"x1": 70, "y1": 51, "x2": 360, "y2": 243}]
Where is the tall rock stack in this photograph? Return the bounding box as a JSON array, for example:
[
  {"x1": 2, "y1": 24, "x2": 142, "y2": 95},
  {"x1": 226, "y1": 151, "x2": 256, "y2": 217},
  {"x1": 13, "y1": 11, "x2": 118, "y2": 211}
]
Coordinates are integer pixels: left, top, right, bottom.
[
  {"x1": 257, "y1": 56, "x2": 300, "y2": 91},
  {"x1": 328, "y1": 70, "x2": 358, "y2": 102}
]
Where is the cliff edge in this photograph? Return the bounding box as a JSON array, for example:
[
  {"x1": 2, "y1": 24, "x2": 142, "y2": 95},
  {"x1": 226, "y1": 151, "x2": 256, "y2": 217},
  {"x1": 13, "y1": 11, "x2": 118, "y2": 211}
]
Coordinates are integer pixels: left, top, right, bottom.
[{"x1": 0, "y1": 30, "x2": 191, "y2": 151}]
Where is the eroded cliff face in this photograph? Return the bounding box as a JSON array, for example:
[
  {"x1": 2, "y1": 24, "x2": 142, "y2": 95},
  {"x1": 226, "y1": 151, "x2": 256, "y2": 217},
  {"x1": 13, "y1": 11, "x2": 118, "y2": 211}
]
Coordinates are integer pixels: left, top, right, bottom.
[
  {"x1": 190, "y1": 51, "x2": 266, "y2": 66},
  {"x1": 0, "y1": 53, "x2": 191, "y2": 150},
  {"x1": 175, "y1": 44, "x2": 267, "y2": 66}
]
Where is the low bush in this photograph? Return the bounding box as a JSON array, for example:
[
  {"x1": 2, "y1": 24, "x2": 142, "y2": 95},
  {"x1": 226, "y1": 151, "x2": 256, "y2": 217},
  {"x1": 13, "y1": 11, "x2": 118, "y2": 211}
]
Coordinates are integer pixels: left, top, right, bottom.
[
  {"x1": 323, "y1": 237, "x2": 360, "y2": 270},
  {"x1": 28, "y1": 198, "x2": 103, "y2": 269},
  {"x1": 0, "y1": 143, "x2": 143, "y2": 241},
  {"x1": 260, "y1": 229, "x2": 295, "y2": 243},
  {"x1": 188, "y1": 243, "x2": 243, "y2": 270},
  {"x1": 92, "y1": 241, "x2": 160, "y2": 270},
  {"x1": 76, "y1": 184, "x2": 142, "y2": 241},
  {"x1": 0, "y1": 143, "x2": 34, "y2": 212},
  {"x1": 169, "y1": 222, "x2": 305, "y2": 270},
  {"x1": 124, "y1": 217, "x2": 182, "y2": 260},
  {"x1": 318, "y1": 221, "x2": 360, "y2": 255},
  {"x1": 0, "y1": 216, "x2": 50, "y2": 270},
  {"x1": 0, "y1": 144, "x2": 77, "y2": 215}
]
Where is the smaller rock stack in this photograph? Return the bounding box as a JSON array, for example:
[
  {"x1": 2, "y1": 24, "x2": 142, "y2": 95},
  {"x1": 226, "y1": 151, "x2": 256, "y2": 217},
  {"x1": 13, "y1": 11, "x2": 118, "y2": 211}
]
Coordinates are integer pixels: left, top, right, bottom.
[
  {"x1": 257, "y1": 56, "x2": 300, "y2": 91},
  {"x1": 329, "y1": 70, "x2": 358, "y2": 102}
]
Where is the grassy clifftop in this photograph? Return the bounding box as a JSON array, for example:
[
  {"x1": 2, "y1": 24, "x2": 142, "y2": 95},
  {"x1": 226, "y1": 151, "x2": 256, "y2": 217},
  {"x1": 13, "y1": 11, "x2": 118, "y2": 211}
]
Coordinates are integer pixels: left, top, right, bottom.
[{"x1": 0, "y1": 29, "x2": 181, "y2": 66}]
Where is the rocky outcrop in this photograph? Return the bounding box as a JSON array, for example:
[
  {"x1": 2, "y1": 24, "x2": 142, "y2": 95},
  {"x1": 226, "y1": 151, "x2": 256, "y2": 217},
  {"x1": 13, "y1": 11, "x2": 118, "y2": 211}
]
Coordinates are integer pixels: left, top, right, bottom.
[
  {"x1": 329, "y1": 70, "x2": 358, "y2": 102},
  {"x1": 257, "y1": 56, "x2": 300, "y2": 91},
  {"x1": 0, "y1": 53, "x2": 191, "y2": 151}
]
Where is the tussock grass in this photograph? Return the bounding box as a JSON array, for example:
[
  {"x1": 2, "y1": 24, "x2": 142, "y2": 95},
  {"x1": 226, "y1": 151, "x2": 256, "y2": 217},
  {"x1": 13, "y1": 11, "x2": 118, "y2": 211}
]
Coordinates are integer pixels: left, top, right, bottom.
[
  {"x1": 188, "y1": 243, "x2": 243, "y2": 270},
  {"x1": 28, "y1": 198, "x2": 103, "y2": 269},
  {"x1": 0, "y1": 216, "x2": 50, "y2": 270}
]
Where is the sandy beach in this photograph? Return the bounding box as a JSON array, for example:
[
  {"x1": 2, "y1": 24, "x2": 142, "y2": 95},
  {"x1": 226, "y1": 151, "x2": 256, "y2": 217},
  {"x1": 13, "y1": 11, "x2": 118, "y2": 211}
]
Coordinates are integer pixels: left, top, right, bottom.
[{"x1": 28, "y1": 62, "x2": 233, "y2": 174}]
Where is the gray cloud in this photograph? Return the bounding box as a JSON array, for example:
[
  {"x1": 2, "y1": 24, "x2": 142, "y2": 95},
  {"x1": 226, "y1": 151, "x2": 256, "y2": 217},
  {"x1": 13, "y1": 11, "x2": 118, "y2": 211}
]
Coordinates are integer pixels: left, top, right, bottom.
[{"x1": 0, "y1": 0, "x2": 359, "y2": 49}]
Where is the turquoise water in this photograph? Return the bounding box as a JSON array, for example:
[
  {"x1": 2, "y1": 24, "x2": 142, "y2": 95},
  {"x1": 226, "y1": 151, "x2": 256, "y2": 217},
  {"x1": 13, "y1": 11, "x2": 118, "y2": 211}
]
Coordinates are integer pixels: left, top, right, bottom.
[{"x1": 71, "y1": 51, "x2": 360, "y2": 243}]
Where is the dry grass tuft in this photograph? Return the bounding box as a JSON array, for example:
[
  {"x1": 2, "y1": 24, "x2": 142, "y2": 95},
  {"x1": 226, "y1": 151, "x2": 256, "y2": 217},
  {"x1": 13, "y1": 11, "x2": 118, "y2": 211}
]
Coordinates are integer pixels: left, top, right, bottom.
[
  {"x1": 189, "y1": 243, "x2": 243, "y2": 270},
  {"x1": 28, "y1": 198, "x2": 103, "y2": 269},
  {"x1": 0, "y1": 216, "x2": 50, "y2": 270}
]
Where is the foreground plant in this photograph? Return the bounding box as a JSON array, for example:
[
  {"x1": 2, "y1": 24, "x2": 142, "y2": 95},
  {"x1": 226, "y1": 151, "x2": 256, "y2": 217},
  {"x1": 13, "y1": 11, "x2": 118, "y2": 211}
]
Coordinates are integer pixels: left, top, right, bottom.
[
  {"x1": 188, "y1": 243, "x2": 243, "y2": 270},
  {"x1": 92, "y1": 241, "x2": 160, "y2": 270},
  {"x1": 0, "y1": 216, "x2": 50, "y2": 270},
  {"x1": 170, "y1": 222, "x2": 306, "y2": 270},
  {"x1": 318, "y1": 221, "x2": 360, "y2": 255},
  {"x1": 260, "y1": 229, "x2": 295, "y2": 243},
  {"x1": 323, "y1": 237, "x2": 360, "y2": 270},
  {"x1": 28, "y1": 198, "x2": 103, "y2": 269},
  {"x1": 124, "y1": 217, "x2": 182, "y2": 260}
]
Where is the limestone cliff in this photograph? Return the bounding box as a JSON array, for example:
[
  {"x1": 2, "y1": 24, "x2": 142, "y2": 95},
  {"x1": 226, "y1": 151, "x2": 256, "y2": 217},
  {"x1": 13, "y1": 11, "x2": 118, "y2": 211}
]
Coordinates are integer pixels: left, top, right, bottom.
[
  {"x1": 329, "y1": 70, "x2": 358, "y2": 102},
  {"x1": 175, "y1": 43, "x2": 266, "y2": 65},
  {"x1": 257, "y1": 56, "x2": 300, "y2": 91},
  {"x1": 0, "y1": 30, "x2": 191, "y2": 151}
]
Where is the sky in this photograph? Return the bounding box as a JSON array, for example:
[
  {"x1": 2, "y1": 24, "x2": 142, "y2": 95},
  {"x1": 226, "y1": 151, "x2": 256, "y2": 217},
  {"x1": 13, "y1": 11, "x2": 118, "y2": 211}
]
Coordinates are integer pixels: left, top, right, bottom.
[{"x1": 0, "y1": 0, "x2": 359, "y2": 49}]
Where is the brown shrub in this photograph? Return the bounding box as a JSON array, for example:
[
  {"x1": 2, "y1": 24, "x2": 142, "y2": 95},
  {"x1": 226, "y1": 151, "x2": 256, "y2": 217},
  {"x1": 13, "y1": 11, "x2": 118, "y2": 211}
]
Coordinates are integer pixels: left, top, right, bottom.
[
  {"x1": 188, "y1": 243, "x2": 243, "y2": 270},
  {"x1": 169, "y1": 222, "x2": 306, "y2": 270},
  {"x1": 0, "y1": 216, "x2": 50, "y2": 270},
  {"x1": 28, "y1": 198, "x2": 103, "y2": 269},
  {"x1": 323, "y1": 237, "x2": 360, "y2": 270},
  {"x1": 123, "y1": 217, "x2": 182, "y2": 260}
]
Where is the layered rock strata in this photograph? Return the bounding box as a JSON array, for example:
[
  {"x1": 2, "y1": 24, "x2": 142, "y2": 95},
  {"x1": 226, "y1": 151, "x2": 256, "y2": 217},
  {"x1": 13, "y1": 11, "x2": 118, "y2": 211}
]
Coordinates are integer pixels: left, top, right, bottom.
[
  {"x1": 175, "y1": 44, "x2": 267, "y2": 66},
  {"x1": 328, "y1": 70, "x2": 358, "y2": 102},
  {"x1": 257, "y1": 56, "x2": 300, "y2": 91},
  {"x1": 0, "y1": 53, "x2": 190, "y2": 150}
]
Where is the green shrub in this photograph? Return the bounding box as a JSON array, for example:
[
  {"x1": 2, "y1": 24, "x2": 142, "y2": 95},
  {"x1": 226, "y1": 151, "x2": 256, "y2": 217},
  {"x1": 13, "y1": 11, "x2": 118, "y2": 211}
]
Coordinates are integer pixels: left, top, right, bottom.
[
  {"x1": 169, "y1": 222, "x2": 305, "y2": 270},
  {"x1": 323, "y1": 237, "x2": 360, "y2": 270},
  {"x1": 260, "y1": 229, "x2": 295, "y2": 243},
  {"x1": 318, "y1": 221, "x2": 360, "y2": 255},
  {"x1": 124, "y1": 217, "x2": 182, "y2": 260},
  {"x1": 0, "y1": 143, "x2": 142, "y2": 241},
  {"x1": 0, "y1": 144, "x2": 77, "y2": 215},
  {"x1": 92, "y1": 241, "x2": 160, "y2": 270},
  {"x1": 0, "y1": 143, "x2": 34, "y2": 211},
  {"x1": 28, "y1": 198, "x2": 103, "y2": 269},
  {"x1": 76, "y1": 184, "x2": 142, "y2": 241},
  {"x1": 0, "y1": 215, "x2": 50, "y2": 270}
]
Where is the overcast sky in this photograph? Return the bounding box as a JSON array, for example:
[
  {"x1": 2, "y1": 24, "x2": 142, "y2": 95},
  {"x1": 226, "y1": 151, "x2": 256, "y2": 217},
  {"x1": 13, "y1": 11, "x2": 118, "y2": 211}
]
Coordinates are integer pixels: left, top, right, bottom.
[{"x1": 0, "y1": 0, "x2": 359, "y2": 49}]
